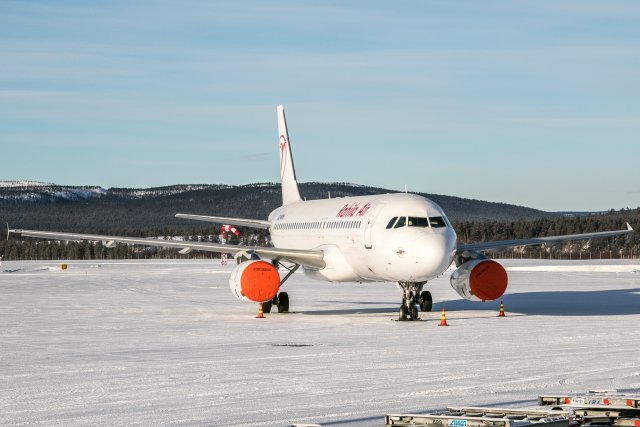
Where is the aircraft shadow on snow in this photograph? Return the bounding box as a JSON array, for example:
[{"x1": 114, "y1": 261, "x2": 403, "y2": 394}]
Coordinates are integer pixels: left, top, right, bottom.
[
  {"x1": 442, "y1": 287, "x2": 640, "y2": 317},
  {"x1": 304, "y1": 288, "x2": 640, "y2": 317},
  {"x1": 303, "y1": 301, "x2": 397, "y2": 316}
]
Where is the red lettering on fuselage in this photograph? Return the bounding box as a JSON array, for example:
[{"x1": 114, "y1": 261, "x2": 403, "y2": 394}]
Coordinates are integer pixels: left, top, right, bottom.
[
  {"x1": 357, "y1": 203, "x2": 371, "y2": 216},
  {"x1": 336, "y1": 202, "x2": 372, "y2": 218}
]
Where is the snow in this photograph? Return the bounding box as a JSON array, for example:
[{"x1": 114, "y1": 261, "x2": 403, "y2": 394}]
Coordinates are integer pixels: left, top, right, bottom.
[
  {"x1": 0, "y1": 180, "x2": 54, "y2": 188},
  {"x1": 1, "y1": 259, "x2": 639, "y2": 426},
  {"x1": 126, "y1": 184, "x2": 223, "y2": 199},
  {"x1": 0, "y1": 182, "x2": 107, "y2": 202}
]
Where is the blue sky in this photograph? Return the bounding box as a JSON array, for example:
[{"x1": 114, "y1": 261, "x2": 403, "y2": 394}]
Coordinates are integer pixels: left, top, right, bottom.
[{"x1": 1, "y1": 1, "x2": 639, "y2": 211}]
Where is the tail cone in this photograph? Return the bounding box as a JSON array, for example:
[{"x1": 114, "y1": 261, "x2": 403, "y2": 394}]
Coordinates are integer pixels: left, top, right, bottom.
[{"x1": 438, "y1": 307, "x2": 448, "y2": 326}]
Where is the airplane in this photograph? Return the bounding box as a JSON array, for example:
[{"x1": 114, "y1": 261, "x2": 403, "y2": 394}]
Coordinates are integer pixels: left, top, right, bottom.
[{"x1": 8, "y1": 105, "x2": 634, "y2": 321}]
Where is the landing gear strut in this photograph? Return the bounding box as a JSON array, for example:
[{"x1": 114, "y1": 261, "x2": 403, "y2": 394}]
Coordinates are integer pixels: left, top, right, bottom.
[{"x1": 397, "y1": 282, "x2": 432, "y2": 321}]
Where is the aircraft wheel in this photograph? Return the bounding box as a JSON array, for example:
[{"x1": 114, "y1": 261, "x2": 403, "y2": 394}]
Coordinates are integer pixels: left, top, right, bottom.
[
  {"x1": 419, "y1": 291, "x2": 433, "y2": 312},
  {"x1": 261, "y1": 301, "x2": 272, "y2": 313},
  {"x1": 399, "y1": 305, "x2": 408, "y2": 321},
  {"x1": 277, "y1": 292, "x2": 289, "y2": 313},
  {"x1": 410, "y1": 305, "x2": 419, "y2": 321}
]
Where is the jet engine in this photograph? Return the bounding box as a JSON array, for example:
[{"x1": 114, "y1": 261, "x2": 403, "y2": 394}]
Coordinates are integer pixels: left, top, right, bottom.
[
  {"x1": 229, "y1": 260, "x2": 281, "y2": 303},
  {"x1": 450, "y1": 259, "x2": 508, "y2": 301}
]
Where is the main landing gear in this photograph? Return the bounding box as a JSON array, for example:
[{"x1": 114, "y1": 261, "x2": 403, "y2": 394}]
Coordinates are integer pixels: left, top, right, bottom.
[
  {"x1": 261, "y1": 259, "x2": 298, "y2": 314},
  {"x1": 261, "y1": 292, "x2": 289, "y2": 313},
  {"x1": 398, "y1": 282, "x2": 432, "y2": 321}
]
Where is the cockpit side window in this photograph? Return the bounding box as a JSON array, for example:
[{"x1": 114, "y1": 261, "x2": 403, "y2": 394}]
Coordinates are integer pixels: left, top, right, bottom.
[
  {"x1": 394, "y1": 216, "x2": 406, "y2": 228},
  {"x1": 386, "y1": 217, "x2": 398, "y2": 229},
  {"x1": 408, "y1": 217, "x2": 429, "y2": 227},
  {"x1": 429, "y1": 216, "x2": 447, "y2": 228}
]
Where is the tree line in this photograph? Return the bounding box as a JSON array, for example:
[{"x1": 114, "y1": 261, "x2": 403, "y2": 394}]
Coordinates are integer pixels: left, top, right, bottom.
[{"x1": 2, "y1": 209, "x2": 637, "y2": 261}]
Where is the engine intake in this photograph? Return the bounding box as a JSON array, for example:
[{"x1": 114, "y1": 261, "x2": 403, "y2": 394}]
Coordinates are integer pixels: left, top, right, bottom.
[
  {"x1": 229, "y1": 260, "x2": 280, "y2": 303},
  {"x1": 450, "y1": 259, "x2": 508, "y2": 301}
]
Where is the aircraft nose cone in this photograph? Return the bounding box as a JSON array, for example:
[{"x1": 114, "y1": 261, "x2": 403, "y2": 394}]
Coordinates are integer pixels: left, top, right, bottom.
[{"x1": 414, "y1": 234, "x2": 453, "y2": 275}]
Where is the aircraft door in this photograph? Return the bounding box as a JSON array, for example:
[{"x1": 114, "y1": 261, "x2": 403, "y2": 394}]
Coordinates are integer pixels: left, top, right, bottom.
[{"x1": 364, "y1": 204, "x2": 384, "y2": 249}]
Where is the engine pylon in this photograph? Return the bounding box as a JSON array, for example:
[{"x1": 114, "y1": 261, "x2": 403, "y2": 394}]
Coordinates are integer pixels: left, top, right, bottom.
[
  {"x1": 498, "y1": 301, "x2": 506, "y2": 317},
  {"x1": 438, "y1": 307, "x2": 448, "y2": 326},
  {"x1": 256, "y1": 304, "x2": 265, "y2": 319}
]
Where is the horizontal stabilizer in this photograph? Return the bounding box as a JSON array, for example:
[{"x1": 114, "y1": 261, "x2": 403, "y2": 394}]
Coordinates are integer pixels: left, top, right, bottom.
[{"x1": 175, "y1": 214, "x2": 270, "y2": 230}]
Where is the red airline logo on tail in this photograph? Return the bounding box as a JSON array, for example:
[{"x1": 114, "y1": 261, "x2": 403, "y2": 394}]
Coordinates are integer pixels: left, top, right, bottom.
[{"x1": 279, "y1": 134, "x2": 288, "y2": 179}]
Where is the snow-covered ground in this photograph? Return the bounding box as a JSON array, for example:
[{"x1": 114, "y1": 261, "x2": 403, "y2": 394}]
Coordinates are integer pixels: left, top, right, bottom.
[{"x1": 1, "y1": 259, "x2": 639, "y2": 426}]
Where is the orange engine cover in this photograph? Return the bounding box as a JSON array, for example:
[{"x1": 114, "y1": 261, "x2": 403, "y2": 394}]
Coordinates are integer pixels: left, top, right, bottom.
[
  {"x1": 450, "y1": 259, "x2": 508, "y2": 301},
  {"x1": 229, "y1": 260, "x2": 280, "y2": 303}
]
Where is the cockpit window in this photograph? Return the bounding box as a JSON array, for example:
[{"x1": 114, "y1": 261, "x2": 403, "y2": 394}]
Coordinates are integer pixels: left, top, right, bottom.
[
  {"x1": 429, "y1": 216, "x2": 447, "y2": 228},
  {"x1": 386, "y1": 217, "x2": 398, "y2": 229},
  {"x1": 408, "y1": 217, "x2": 429, "y2": 227},
  {"x1": 388, "y1": 216, "x2": 449, "y2": 229}
]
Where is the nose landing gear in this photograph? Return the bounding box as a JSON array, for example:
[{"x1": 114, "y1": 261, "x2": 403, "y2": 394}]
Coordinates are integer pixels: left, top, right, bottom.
[{"x1": 398, "y1": 282, "x2": 432, "y2": 321}]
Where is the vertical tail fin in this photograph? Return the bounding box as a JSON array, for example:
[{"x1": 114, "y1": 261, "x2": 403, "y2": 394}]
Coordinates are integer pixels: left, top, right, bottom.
[{"x1": 277, "y1": 105, "x2": 302, "y2": 205}]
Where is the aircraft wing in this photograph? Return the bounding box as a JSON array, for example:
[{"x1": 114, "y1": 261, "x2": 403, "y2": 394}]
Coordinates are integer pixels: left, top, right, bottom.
[
  {"x1": 175, "y1": 213, "x2": 270, "y2": 229},
  {"x1": 457, "y1": 223, "x2": 634, "y2": 253},
  {"x1": 8, "y1": 228, "x2": 325, "y2": 268}
]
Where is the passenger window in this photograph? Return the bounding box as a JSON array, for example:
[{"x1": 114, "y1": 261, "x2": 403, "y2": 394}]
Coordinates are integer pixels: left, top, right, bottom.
[
  {"x1": 386, "y1": 217, "x2": 398, "y2": 229},
  {"x1": 394, "y1": 217, "x2": 406, "y2": 228}
]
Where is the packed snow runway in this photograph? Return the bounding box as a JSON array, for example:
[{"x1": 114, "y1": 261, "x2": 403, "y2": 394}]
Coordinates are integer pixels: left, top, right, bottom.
[{"x1": 1, "y1": 259, "x2": 640, "y2": 426}]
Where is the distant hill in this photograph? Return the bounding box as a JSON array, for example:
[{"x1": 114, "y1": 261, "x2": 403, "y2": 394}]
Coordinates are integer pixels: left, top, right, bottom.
[{"x1": 0, "y1": 181, "x2": 553, "y2": 233}]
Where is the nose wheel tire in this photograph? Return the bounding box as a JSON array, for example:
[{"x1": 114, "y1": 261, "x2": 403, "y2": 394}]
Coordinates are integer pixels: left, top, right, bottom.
[
  {"x1": 410, "y1": 305, "x2": 419, "y2": 320},
  {"x1": 419, "y1": 291, "x2": 433, "y2": 312},
  {"x1": 399, "y1": 305, "x2": 409, "y2": 321},
  {"x1": 398, "y1": 303, "x2": 420, "y2": 321}
]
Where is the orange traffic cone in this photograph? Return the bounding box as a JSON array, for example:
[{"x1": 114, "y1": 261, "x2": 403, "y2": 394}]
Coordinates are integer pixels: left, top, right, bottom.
[
  {"x1": 438, "y1": 307, "x2": 448, "y2": 326},
  {"x1": 256, "y1": 304, "x2": 265, "y2": 319},
  {"x1": 498, "y1": 301, "x2": 506, "y2": 317}
]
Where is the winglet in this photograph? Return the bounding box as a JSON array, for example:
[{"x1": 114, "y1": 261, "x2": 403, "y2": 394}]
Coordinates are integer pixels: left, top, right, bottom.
[
  {"x1": 627, "y1": 222, "x2": 634, "y2": 231},
  {"x1": 277, "y1": 105, "x2": 302, "y2": 206}
]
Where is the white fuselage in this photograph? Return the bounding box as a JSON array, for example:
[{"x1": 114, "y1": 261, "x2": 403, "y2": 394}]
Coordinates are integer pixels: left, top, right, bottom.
[{"x1": 268, "y1": 193, "x2": 458, "y2": 283}]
